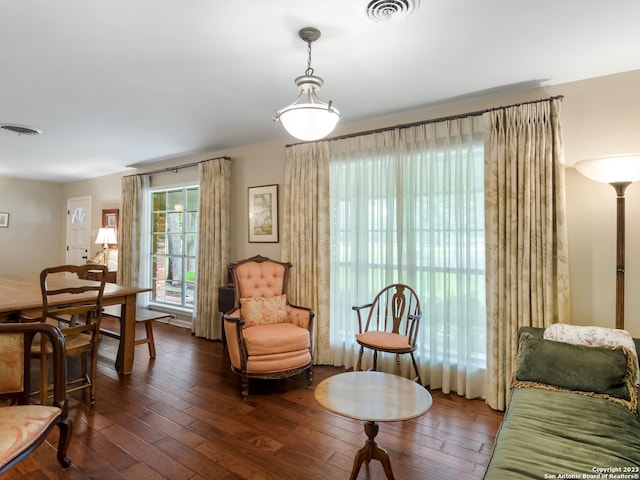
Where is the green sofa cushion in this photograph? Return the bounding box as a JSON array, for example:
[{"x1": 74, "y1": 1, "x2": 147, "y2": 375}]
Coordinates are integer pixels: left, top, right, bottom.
[
  {"x1": 513, "y1": 332, "x2": 638, "y2": 412},
  {"x1": 483, "y1": 388, "x2": 640, "y2": 479}
]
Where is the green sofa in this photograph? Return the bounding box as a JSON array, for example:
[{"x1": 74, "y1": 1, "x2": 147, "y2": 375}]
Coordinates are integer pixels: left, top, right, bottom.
[{"x1": 483, "y1": 327, "x2": 640, "y2": 479}]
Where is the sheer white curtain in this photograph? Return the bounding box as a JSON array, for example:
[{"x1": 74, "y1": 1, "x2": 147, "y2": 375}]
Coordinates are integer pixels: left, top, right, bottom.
[{"x1": 327, "y1": 116, "x2": 486, "y2": 398}]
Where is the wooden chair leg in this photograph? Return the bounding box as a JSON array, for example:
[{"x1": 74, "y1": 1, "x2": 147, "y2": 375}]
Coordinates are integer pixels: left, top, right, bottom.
[
  {"x1": 56, "y1": 418, "x2": 73, "y2": 469},
  {"x1": 356, "y1": 346, "x2": 364, "y2": 371},
  {"x1": 372, "y1": 351, "x2": 378, "y2": 371},
  {"x1": 241, "y1": 374, "x2": 249, "y2": 399},
  {"x1": 90, "y1": 348, "x2": 98, "y2": 405},
  {"x1": 410, "y1": 353, "x2": 422, "y2": 385},
  {"x1": 144, "y1": 321, "x2": 156, "y2": 358},
  {"x1": 40, "y1": 353, "x2": 48, "y2": 405},
  {"x1": 306, "y1": 365, "x2": 313, "y2": 386}
]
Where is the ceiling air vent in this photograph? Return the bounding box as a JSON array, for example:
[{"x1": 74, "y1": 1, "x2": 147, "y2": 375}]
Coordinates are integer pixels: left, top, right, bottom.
[
  {"x1": 1, "y1": 124, "x2": 42, "y2": 135},
  {"x1": 363, "y1": 0, "x2": 420, "y2": 22}
]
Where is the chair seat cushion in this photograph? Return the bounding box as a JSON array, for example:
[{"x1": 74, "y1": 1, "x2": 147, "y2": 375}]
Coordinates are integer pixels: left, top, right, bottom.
[
  {"x1": 243, "y1": 322, "x2": 310, "y2": 356},
  {"x1": 31, "y1": 332, "x2": 92, "y2": 354},
  {"x1": 0, "y1": 405, "x2": 61, "y2": 465},
  {"x1": 356, "y1": 331, "x2": 412, "y2": 351}
]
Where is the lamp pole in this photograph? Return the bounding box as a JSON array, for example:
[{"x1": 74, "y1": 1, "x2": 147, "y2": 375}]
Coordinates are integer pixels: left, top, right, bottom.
[{"x1": 612, "y1": 182, "x2": 631, "y2": 330}]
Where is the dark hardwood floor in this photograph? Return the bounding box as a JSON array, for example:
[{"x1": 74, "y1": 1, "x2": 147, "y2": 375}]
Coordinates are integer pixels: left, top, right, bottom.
[{"x1": 4, "y1": 320, "x2": 504, "y2": 480}]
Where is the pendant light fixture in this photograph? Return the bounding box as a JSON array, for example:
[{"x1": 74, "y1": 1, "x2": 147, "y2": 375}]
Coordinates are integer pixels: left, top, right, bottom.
[{"x1": 274, "y1": 27, "x2": 340, "y2": 141}]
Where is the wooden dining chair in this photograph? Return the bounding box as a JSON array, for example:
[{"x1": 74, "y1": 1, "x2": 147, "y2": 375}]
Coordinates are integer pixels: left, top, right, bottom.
[
  {"x1": 0, "y1": 322, "x2": 73, "y2": 474},
  {"x1": 353, "y1": 283, "x2": 423, "y2": 384},
  {"x1": 21, "y1": 264, "x2": 108, "y2": 405}
]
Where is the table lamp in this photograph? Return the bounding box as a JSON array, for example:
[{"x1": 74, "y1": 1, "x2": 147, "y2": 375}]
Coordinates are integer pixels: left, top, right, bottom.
[
  {"x1": 574, "y1": 153, "x2": 640, "y2": 329},
  {"x1": 95, "y1": 227, "x2": 117, "y2": 266}
]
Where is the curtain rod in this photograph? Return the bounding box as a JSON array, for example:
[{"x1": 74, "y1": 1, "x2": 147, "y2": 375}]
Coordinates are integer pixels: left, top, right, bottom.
[
  {"x1": 286, "y1": 95, "x2": 564, "y2": 147},
  {"x1": 125, "y1": 155, "x2": 231, "y2": 177}
]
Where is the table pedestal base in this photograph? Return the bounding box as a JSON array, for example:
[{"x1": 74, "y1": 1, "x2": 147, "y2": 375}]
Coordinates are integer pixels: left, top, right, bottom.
[{"x1": 350, "y1": 421, "x2": 395, "y2": 480}]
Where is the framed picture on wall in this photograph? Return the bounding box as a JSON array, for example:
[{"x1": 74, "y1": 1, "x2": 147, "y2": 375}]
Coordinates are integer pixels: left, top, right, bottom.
[
  {"x1": 0, "y1": 212, "x2": 8, "y2": 228},
  {"x1": 248, "y1": 184, "x2": 278, "y2": 243},
  {"x1": 101, "y1": 209, "x2": 119, "y2": 248}
]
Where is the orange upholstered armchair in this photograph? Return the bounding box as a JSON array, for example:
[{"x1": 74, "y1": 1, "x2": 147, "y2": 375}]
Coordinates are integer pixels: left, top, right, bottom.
[{"x1": 223, "y1": 255, "x2": 314, "y2": 398}]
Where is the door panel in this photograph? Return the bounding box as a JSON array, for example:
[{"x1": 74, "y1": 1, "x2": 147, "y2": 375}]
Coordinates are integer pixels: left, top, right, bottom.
[{"x1": 66, "y1": 197, "x2": 91, "y2": 265}]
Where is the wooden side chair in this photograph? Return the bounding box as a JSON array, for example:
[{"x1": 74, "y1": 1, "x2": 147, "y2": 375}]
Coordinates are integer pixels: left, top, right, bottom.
[
  {"x1": 21, "y1": 264, "x2": 107, "y2": 405},
  {"x1": 353, "y1": 283, "x2": 423, "y2": 384},
  {"x1": 223, "y1": 255, "x2": 315, "y2": 398},
  {"x1": 0, "y1": 322, "x2": 73, "y2": 474}
]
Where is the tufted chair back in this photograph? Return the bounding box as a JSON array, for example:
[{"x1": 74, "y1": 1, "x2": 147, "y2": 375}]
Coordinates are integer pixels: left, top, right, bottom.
[{"x1": 233, "y1": 257, "x2": 288, "y2": 300}]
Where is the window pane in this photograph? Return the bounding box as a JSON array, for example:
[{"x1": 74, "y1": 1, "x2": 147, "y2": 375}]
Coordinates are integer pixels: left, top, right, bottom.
[
  {"x1": 166, "y1": 234, "x2": 183, "y2": 255},
  {"x1": 152, "y1": 234, "x2": 166, "y2": 254},
  {"x1": 167, "y1": 190, "x2": 182, "y2": 212},
  {"x1": 185, "y1": 212, "x2": 198, "y2": 232},
  {"x1": 185, "y1": 233, "x2": 197, "y2": 256},
  {"x1": 166, "y1": 212, "x2": 182, "y2": 233},
  {"x1": 186, "y1": 188, "x2": 199, "y2": 210},
  {"x1": 153, "y1": 213, "x2": 166, "y2": 232},
  {"x1": 153, "y1": 192, "x2": 166, "y2": 211}
]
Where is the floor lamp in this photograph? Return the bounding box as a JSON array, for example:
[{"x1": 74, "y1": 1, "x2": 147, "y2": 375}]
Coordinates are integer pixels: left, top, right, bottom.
[{"x1": 574, "y1": 154, "x2": 640, "y2": 330}]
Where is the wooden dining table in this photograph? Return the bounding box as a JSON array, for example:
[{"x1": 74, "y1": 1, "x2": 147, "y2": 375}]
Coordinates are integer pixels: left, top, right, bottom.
[{"x1": 0, "y1": 273, "x2": 150, "y2": 375}]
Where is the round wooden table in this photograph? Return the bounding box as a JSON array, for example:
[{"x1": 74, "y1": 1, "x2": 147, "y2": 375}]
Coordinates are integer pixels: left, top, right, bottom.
[{"x1": 314, "y1": 371, "x2": 432, "y2": 480}]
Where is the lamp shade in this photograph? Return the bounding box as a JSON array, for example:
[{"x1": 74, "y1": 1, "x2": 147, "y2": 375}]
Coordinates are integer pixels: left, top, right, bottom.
[
  {"x1": 276, "y1": 74, "x2": 340, "y2": 141},
  {"x1": 574, "y1": 154, "x2": 640, "y2": 184},
  {"x1": 279, "y1": 103, "x2": 340, "y2": 141},
  {"x1": 95, "y1": 227, "x2": 117, "y2": 245}
]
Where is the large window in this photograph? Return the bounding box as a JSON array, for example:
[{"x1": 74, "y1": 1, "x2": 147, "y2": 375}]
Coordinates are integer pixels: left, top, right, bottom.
[
  {"x1": 328, "y1": 118, "x2": 486, "y2": 397},
  {"x1": 150, "y1": 186, "x2": 199, "y2": 309}
]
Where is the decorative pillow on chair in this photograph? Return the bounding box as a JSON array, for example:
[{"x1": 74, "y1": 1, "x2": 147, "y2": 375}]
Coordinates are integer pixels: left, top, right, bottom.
[
  {"x1": 543, "y1": 324, "x2": 639, "y2": 384},
  {"x1": 240, "y1": 294, "x2": 288, "y2": 328},
  {"x1": 512, "y1": 332, "x2": 638, "y2": 412}
]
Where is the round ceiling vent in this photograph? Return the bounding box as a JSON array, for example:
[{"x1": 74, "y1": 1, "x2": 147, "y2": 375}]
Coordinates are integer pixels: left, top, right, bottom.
[
  {"x1": 1, "y1": 124, "x2": 42, "y2": 135},
  {"x1": 363, "y1": 0, "x2": 420, "y2": 22}
]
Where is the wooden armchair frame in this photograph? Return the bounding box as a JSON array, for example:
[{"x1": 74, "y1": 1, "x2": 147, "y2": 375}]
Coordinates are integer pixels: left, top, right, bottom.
[
  {"x1": 0, "y1": 322, "x2": 73, "y2": 474},
  {"x1": 353, "y1": 283, "x2": 422, "y2": 383},
  {"x1": 223, "y1": 255, "x2": 315, "y2": 397}
]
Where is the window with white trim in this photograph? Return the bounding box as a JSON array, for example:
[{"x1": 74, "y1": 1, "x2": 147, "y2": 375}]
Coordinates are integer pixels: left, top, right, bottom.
[{"x1": 150, "y1": 186, "x2": 199, "y2": 309}]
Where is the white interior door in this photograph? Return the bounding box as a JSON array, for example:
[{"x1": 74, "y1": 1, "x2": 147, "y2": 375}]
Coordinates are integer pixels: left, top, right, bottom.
[{"x1": 66, "y1": 196, "x2": 92, "y2": 265}]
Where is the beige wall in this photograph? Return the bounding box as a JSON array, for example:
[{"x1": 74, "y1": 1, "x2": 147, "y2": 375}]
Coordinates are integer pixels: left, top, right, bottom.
[
  {"x1": 0, "y1": 176, "x2": 63, "y2": 274},
  {"x1": 3, "y1": 69, "x2": 640, "y2": 335}
]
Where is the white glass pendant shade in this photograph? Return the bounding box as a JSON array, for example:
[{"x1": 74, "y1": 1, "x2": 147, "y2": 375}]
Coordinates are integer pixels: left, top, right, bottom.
[
  {"x1": 574, "y1": 154, "x2": 640, "y2": 184},
  {"x1": 276, "y1": 74, "x2": 340, "y2": 141}
]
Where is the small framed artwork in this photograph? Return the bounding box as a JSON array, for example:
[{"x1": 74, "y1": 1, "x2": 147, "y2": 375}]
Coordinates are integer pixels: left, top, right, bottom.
[
  {"x1": 248, "y1": 184, "x2": 278, "y2": 243},
  {"x1": 102, "y1": 209, "x2": 119, "y2": 248},
  {"x1": 0, "y1": 212, "x2": 8, "y2": 228}
]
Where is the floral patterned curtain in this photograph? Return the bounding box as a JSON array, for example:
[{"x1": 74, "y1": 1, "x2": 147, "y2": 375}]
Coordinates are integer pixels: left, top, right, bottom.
[
  {"x1": 192, "y1": 158, "x2": 232, "y2": 340},
  {"x1": 281, "y1": 142, "x2": 331, "y2": 363},
  {"x1": 484, "y1": 97, "x2": 571, "y2": 410}
]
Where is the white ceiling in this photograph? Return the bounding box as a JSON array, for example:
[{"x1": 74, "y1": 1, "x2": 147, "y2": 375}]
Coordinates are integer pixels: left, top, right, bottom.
[{"x1": 1, "y1": 0, "x2": 640, "y2": 182}]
